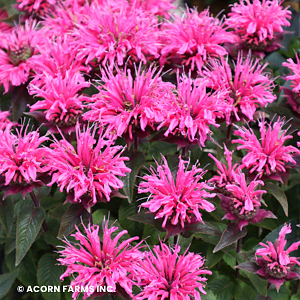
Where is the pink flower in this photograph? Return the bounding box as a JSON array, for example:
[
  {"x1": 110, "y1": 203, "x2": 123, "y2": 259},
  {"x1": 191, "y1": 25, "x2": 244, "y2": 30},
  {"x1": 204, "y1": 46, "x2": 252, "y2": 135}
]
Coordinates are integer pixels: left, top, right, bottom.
[
  {"x1": 73, "y1": 4, "x2": 160, "y2": 68},
  {"x1": 16, "y1": 0, "x2": 56, "y2": 17},
  {"x1": 208, "y1": 145, "x2": 240, "y2": 192},
  {"x1": 58, "y1": 221, "x2": 142, "y2": 299},
  {"x1": 158, "y1": 75, "x2": 227, "y2": 147},
  {"x1": 226, "y1": 0, "x2": 291, "y2": 56},
  {"x1": 129, "y1": 0, "x2": 175, "y2": 18},
  {"x1": 84, "y1": 65, "x2": 175, "y2": 142},
  {"x1": 255, "y1": 224, "x2": 300, "y2": 291},
  {"x1": 0, "y1": 124, "x2": 49, "y2": 198},
  {"x1": 160, "y1": 8, "x2": 235, "y2": 71},
  {"x1": 28, "y1": 71, "x2": 90, "y2": 132},
  {"x1": 138, "y1": 156, "x2": 215, "y2": 231},
  {"x1": 0, "y1": 110, "x2": 14, "y2": 130},
  {"x1": 48, "y1": 125, "x2": 131, "y2": 207},
  {"x1": 0, "y1": 20, "x2": 43, "y2": 93},
  {"x1": 233, "y1": 117, "x2": 300, "y2": 182},
  {"x1": 202, "y1": 53, "x2": 276, "y2": 121},
  {"x1": 135, "y1": 242, "x2": 211, "y2": 300},
  {"x1": 218, "y1": 172, "x2": 274, "y2": 230},
  {"x1": 283, "y1": 53, "x2": 300, "y2": 95}
]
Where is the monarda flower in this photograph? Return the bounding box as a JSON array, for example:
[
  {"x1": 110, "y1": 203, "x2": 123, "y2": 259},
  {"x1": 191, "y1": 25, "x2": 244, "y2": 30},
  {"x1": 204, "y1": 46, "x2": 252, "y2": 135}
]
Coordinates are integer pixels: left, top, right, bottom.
[
  {"x1": 255, "y1": 224, "x2": 300, "y2": 291},
  {"x1": 0, "y1": 124, "x2": 49, "y2": 198},
  {"x1": 28, "y1": 71, "x2": 90, "y2": 133},
  {"x1": 16, "y1": 0, "x2": 56, "y2": 17},
  {"x1": 208, "y1": 145, "x2": 240, "y2": 193},
  {"x1": 135, "y1": 242, "x2": 211, "y2": 300},
  {"x1": 160, "y1": 8, "x2": 235, "y2": 71},
  {"x1": 226, "y1": 0, "x2": 291, "y2": 56},
  {"x1": 73, "y1": 4, "x2": 160, "y2": 68},
  {"x1": 0, "y1": 110, "x2": 14, "y2": 130},
  {"x1": 0, "y1": 20, "x2": 43, "y2": 93},
  {"x1": 201, "y1": 53, "x2": 276, "y2": 122},
  {"x1": 84, "y1": 65, "x2": 175, "y2": 143},
  {"x1": 138, "y1": 156, "x2": 215, "y2": 236},
  {"x1": 58, "y1": 221, "x2": 142, "y2": 299},
  {"x1": 48, "y1": 125, "x2": 131, "y2": 208},
  {"x1": 218, "y1": 172, "x2": 275, "y2": 230},
  {"x1": 158, "y1": 75, "x2": 227, "y2": 147},
  {"x1": 233, "y1": 117, "x2": 300, "y2": 182}
]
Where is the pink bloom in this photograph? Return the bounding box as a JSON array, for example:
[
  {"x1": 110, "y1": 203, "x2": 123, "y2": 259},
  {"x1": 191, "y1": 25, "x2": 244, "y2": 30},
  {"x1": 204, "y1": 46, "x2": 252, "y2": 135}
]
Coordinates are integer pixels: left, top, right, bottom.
[
  {"x1": 58, "y1": 221, "x2": 142, "y2": 299},
  {"x1": 283, "y1": 53, "x2": 300, "y2": 95},
  {"x1": 48, "y1": 125, "x2": 131, "y2": 207},
  {"x1": 160, "y1": 8, "x2": 236, "y2": 71},
  {"x1": 0, "y1": 124, "x2": 49, "y2": 198},
  {"x1": 202, "y1": 53, "x2": 276, "y2": 121},
  {"x1": 226, "y1": 0, "x2": 291, "y2": 56},
  {"x1": 84, "y1": 65, "x2": 175, "y2": 142},
  {"x1": 0, "y1": 20, "x2": 43, "y2": 93},
  {"x1": 138, "y1": 156, "x2": 215, "y2": 231},
  {"x1": 135, "y1": 242, "x2": 211, "y2": 300},
  {"x1": 0, "y1": 110, "x2": 14, "y2": 130},
  {"x1": 16, "y1": 0, "x2": 56, "y2": 17},
  {"x1": 218, "y1": 172, "x2": 274, "y2": 230},
  {"x1": 73, "y1": 4, "x2": 160, "y2": 68},
  {"x1": 29, "y1": 71, "x2": 90, "y2": 132},
  {"x1": 208, "y1": 145, "x2": 240, "y2": 192},
  {"x1": 129, "y1": 0, "x2": 175, "y2": 18},
  {"x1": 255, "y1": 224, "x2": 300, "y2": 291},
  {"x1": 158, "y1": 75, "x2": 227, "y2": 147},
  {"x1": 0, "y1": 9, "x2": 13, "y2": 33},
  {"x1": 233, "y1": 117, "x2": 300, "y2": 181}
]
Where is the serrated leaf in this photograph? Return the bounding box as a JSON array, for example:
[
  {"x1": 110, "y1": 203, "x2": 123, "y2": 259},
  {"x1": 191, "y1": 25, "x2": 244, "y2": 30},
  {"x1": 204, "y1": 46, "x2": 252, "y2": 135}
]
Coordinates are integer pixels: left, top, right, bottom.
[
  {"x1": 128, "y1": 211, "x2": 162, "y2": 230},
  {"x1": 209, "y1": 275, "x2": 234, "y2": 300},
  {"x1": 183, "y1": 222, "x2": 222, "y2": 238},
  {"x1": 206, "y1": 245, "x2": 223, "y2": 268},
  {"x1": 58, "y1": 203, "x2": 88, "y2": 237},
  {"x1": 201, "y1": 290, "x2": 217, "y2": 300},
  {"x1": 0, "y1": 269, "x2": 18, "y2": 299},
  {"x1": 16, "y1": 206, "x2": 45, "y2": 266},
  {"x1": 213, "y1": 223, "x2": 247, "y2": 253},
  {"x1": 118, "y1": 201, "x2": 140, "y2": 237},
  {"x1": 121, "y1": 149, "x2": 145, "y2": 203},
  {"x1": 234, "y1": 280, "x2": 256, "y2": 300},
  {"x1": 265, "y1": 182, "x2": 288, "y2": 217},
  {"x1": 247, "y1": 272, "x2": 268, "y2": 296},
  {"x1": 37, "y1": 254, "x2": 64, "y2": 300},
  {"x1": 223, "y1": 252, "x2": 236, "y2": 269}
]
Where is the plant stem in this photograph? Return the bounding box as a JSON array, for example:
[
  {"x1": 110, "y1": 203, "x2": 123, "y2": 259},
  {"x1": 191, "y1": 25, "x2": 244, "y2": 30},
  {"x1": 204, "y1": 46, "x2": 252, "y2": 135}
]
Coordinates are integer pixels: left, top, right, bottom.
[
  {"x1": 29, "y1": 191, "x2": 48, "y2": 232},
  {"x1": 181, "y1": 145, "x2": 188, "y2": 157},
  {"x1": 174, "y1": 235, "x2": 179, "y2": 245},
  {"x1": 226, "y1": 124, "x2": 232, "y2": 145},
  {"x1": 293, "y1": 279, "x2": 300, "y2": 295},
  {"x1": 134, "y1": 136, "x2": 139, "y2": 150},
  {"x1": 235, "y1": 237, "x2": 242, "y2": 278}
]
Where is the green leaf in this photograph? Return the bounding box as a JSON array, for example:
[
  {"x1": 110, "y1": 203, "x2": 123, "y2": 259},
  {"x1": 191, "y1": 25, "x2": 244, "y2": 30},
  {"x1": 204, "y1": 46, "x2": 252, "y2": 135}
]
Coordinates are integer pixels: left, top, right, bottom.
[
  {"x1": 201, "y1": 290, "x2": 217, "y2": 300},
  {"x1": 0, "y1": 269, "x2": 18, "y2": 299},
  {"x1": 37, "y1": 254, "x2": 64, "y2": 300},
  {"x1": 265, "y1": 182, "x2": 288, "y2": 217},
  {"x1": 223, "y1": 252, "x2": 236, "y2": 269},
  {"x1": 234, "y1": 280, "x2": 256, "y2": 300},
  {"x1": 128, "y1": 211, "x2": 163, "y2": 231},
  {"x1": 206, "y1": 245, "x2": 223, "y2": 268},
  {"x1": 267, "y1": 284, "x2": 289, "y2": 300},
  {"x1": 246, "y1": 272, "x2": 268, "y2": 296},
  {"x1": 183, "y1": 222, "x2": 222, "y2": 238},
  {"x1": 0, "y1": 198, "x2": 14, "y2": 236},
  {"x1": 118, "y1": 201, "x2": 141, "y2": 237},
  {"x1": 209, "y1": 275, "x2": 234, "y2": 300},
  {"x1": 213, "y1": 223, "x2": 247, "y2": 253},
  {"x1": 58, "y1": 203, "x2": 88, "y2": 237},
  {"x1": 121, "y1": 149, "x2": 145, "y2": 203},
  {"x1": 16, "y1": 206, "x2": 46, "y2": 266}
]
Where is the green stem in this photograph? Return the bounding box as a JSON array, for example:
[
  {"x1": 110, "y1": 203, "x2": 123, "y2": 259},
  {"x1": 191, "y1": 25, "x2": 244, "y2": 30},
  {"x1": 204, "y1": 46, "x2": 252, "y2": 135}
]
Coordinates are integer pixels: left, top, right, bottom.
[
  {"x1": 293, "y1": 279, "x2": 300, "y2": 295},
  {"x1": 235, "y1": 237, "x2": 242, "y2": 278},
  {"x1": 226, "y1": 124, "x2": 232, "y2": 146}
]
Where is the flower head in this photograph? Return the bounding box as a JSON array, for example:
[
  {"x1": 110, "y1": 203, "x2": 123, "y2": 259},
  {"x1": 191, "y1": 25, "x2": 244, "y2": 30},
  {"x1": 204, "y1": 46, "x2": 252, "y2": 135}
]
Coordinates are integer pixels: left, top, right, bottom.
[
  {"x1": 158, "y1": 75, "x2": 227, "y2": 147},
  {"x1": 16, "y1": 0, "x2": 56, "y2": 17},
  {"x1": 202, "y1": 53, "x2": 276, "y2": 121},
  {"x1": 129, "y1": 0, "x2": 175, "y2": 18},
  {"x1": 226, "y1": 0, "x2": 291, "y2": 55},
  {"x1": 29, "y1": 71, "x2": 90, "y2": 132},
  {"x1": 160, "y1": 8, "x2": 235, "y2": 71},
  {"x1": 84, "y1": 65, "x2": 175, "y2": 142},
  {"x1": 218, "y1": 172, "x2": 274, "y2": 230},
  {"x1": 255, "y1": 224, "x2": 300, "y2": 291},
  {"x1": 48, "y1": 125, "x2": 131, "y2": 207},
  {"x1": 135, "y1": 242, "x2": 211, "y2": 300},
  {"x1": 138, "y1": 156, "x2": 215, "y2": 233},
  {"x1": 0, "y1": 20, "x2": 42, "y2": 93},
  {"x1": 58, "y1": 221, "x2": 142, "y2": 299},
  {"x1": 233, "y1": 117, "x2": 300, "y2": 181},
  {"x1": 73, "y1": 4, "x2": 160, "y2": 68},
  {"x1": 0, "y1": 124, "x2": 49, "y2": 198}
]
